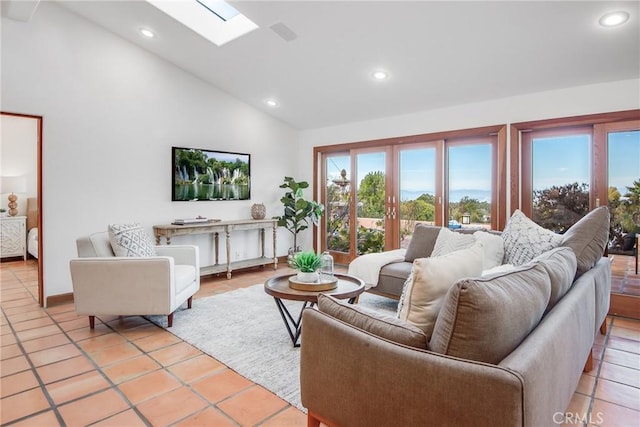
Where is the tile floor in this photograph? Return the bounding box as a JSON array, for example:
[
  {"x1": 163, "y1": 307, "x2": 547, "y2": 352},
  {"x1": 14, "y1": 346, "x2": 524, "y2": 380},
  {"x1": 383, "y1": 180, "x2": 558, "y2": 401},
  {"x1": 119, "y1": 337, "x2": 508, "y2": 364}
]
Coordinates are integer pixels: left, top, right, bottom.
[{"x1": 1, "y1": 256, "x2": 639, "y2": 426}]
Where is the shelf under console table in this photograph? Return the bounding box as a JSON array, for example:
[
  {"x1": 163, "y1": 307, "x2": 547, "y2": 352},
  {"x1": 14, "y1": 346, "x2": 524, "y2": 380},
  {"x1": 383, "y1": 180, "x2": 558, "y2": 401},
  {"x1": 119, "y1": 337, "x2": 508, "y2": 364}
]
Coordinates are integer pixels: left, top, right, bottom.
[{"x1": 153, "y1": 219, "x2": 278, "y2": 279}]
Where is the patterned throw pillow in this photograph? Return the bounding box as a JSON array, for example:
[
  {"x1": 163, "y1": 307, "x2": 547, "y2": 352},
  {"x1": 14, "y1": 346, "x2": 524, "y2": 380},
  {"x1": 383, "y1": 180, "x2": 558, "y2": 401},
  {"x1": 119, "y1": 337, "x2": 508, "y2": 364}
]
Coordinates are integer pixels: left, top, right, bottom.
[
  {"x1": 501, "y1": 210, "x2": 562, "y2": 265},
  {"x1": 108, "y1": 223, "x2": 157, "y2": 257}
]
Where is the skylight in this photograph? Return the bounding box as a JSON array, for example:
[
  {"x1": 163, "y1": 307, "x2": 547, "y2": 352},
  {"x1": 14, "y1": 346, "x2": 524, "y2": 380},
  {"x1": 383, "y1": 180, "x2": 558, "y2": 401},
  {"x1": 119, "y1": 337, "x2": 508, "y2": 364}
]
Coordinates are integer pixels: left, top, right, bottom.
[{"x1": 146, "y1": 0, "x2": 258, "y2": 46}]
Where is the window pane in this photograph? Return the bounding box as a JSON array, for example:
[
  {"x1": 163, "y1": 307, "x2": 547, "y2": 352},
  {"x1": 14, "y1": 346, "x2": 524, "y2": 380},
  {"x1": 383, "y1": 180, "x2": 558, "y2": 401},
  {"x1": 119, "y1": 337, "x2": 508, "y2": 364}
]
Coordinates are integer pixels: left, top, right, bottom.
[
  {"x1": 531, "y1": 134, "x2": 590, "y2": 232},
  {"x1": 356, "y1": 152, "x2": 386, "y2": 254},
  {"x1": 448, "y1": 144, "x2": 492, "y2": 229},
  {"x1": 399, "y1": 148, "x2": 436, "y2": 248},
  {"x1": 608, "y1": 130, "x2": 640, "y2": 235}
]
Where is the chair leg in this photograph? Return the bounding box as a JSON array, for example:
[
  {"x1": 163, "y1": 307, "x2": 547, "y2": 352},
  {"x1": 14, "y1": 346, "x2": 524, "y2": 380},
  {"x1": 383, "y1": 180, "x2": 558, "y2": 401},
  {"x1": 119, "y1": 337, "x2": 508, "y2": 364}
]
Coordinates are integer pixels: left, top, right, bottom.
[
  {"x1": 89, "y1": 316, "x2": 95, "y2": 329},
  {"x1": 583, "y1": 349, "x2": 593, "y2": 372},
  {"x1": 600, "y1": 319, "x2": 608, "y2": 335},
  {"x1": 188, "y1": 296, "x2": 193, "y2": 309},
  {"x1": 167, "y1": 312, "x2": 174, "y2": 328}
]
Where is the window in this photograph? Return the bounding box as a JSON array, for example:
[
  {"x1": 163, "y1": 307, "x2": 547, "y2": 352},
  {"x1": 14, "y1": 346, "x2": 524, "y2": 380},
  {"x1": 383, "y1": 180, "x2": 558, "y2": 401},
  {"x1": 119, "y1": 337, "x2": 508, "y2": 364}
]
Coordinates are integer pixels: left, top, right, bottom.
[{"x1": 315, "y1": 126, "x2": 504, "y2": 261}]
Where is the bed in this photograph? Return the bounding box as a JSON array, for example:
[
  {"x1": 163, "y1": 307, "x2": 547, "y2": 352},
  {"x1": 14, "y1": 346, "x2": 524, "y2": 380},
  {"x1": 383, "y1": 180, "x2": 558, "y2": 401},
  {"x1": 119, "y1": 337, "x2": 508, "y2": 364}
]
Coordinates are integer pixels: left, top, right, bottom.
[{"x1": 27, "y1": 197, "x2": 38, "y2": 259}]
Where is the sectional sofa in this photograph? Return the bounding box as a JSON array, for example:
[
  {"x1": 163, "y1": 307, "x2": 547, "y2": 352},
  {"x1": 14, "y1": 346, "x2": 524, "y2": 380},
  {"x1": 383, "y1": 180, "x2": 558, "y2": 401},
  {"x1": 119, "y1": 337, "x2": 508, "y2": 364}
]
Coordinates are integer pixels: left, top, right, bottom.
[{"x1": 300, "y1": 207, "x2": 611, "y2": 427}]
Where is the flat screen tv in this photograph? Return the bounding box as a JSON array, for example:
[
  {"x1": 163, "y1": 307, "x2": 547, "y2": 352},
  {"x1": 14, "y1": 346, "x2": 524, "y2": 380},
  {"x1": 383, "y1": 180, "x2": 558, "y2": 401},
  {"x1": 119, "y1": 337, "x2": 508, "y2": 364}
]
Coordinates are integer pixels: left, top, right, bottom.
[{"x1": 172, "y1": 147, "x2": 251, "y2": 201}]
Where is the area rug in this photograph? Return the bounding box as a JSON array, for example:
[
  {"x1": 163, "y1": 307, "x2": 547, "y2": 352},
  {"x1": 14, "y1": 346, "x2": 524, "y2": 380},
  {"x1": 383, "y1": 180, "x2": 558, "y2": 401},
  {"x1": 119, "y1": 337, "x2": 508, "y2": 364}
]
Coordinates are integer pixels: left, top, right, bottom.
[{"x1": 148, "y1": 284, "x2": 397, "y2": 411}]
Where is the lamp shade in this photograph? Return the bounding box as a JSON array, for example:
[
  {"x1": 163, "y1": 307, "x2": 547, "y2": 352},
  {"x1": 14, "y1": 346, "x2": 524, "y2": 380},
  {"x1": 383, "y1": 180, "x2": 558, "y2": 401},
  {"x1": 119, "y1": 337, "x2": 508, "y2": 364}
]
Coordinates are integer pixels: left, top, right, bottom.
[{"x1": 1, "y1": 176, "x2": 27, "y2": 194}]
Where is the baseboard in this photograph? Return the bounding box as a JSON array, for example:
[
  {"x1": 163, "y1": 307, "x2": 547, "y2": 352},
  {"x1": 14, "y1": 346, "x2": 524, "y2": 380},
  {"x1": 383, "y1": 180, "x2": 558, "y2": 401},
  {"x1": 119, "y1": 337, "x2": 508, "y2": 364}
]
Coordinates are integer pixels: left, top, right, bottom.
[
  {"x1": 609, "y1": 293, "x2": 640, "y2": 320},
  {"x1": 46, "y1": 292, "x2": 74, "y2": 307}
]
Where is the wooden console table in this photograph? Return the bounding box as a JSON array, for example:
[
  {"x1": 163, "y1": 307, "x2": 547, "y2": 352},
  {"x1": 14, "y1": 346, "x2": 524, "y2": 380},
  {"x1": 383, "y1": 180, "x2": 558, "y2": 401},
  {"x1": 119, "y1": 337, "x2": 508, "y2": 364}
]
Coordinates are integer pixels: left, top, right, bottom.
[{"x1": 153, "y1": 219, "x2": 278, "y2": 279}]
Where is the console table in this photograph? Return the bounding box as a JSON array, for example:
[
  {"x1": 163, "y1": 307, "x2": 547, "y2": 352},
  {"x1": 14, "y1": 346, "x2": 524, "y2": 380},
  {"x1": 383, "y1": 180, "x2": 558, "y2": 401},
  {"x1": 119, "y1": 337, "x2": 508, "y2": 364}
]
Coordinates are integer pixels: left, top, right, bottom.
[{"x1": 153, "y1": 219, "x2": 278, "y2": 279}]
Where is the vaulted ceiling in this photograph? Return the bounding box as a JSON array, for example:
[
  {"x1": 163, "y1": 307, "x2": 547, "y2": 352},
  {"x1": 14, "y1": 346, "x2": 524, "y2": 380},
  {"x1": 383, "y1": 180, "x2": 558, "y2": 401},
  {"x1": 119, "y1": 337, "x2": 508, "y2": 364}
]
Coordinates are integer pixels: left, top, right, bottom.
[{"x1": 11, "y1": 1, "x2": 640, "y2": 129}]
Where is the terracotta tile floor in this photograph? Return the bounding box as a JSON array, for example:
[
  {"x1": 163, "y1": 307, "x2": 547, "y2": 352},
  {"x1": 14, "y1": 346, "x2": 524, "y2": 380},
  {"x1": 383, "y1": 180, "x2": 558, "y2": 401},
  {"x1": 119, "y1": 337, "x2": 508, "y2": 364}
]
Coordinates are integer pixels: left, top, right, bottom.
[{"x1": 1, "y1": 257, "x2": 639, "y2": 426}]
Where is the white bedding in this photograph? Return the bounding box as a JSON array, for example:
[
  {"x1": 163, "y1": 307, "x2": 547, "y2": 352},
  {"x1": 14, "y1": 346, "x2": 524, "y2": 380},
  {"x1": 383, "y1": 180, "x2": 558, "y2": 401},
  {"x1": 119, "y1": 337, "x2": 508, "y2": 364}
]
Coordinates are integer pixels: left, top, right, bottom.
[{"x1": 28, "y1": 227, "x2": 38, "y2": 258}]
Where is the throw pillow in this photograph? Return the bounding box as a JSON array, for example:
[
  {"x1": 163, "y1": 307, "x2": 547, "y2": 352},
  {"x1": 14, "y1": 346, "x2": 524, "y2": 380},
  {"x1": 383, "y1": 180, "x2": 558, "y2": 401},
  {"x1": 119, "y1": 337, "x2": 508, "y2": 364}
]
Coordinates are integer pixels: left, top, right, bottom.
[
  {"x1": 317, "y1": 294, "x2": 428, "y2": 349},
  {"x1": 397, "y1": 242, "x2": 484, "y2": 337},
  {"x1": 473, "y1": 230, "x2": 504, "y2": 270},
  {"x1": 530, "y1": 247, "x2": 577, "y2": 313},
  {"x1": 429, "y1": 263, "x2": 551, "y2": 364},
  {"x1": 501, "y1": 209, "x2": 562, "y2": 265},
  {"x1": 403, "y1": 224, "x2": 442, "y2": 262},
  {"x1": 559, "y1": 206, "x2": 610, "y2": 276},
  {"x1": 108, "y1": 223, "x2": 157, "y2": 257},
  {"x1": 431, "y1": 227, "x2": 476, "y2": 257}
]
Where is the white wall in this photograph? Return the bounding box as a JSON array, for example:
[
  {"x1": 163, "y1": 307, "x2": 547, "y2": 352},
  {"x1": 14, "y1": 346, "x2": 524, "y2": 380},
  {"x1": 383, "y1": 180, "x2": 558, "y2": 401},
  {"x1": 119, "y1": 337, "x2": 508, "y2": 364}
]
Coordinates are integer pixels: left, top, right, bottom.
[
  {"x1": 1, "y1": 2, "x2": 300, "y2": 299},
  {"x1": 0, "y1": 115, "x2": 38, "y2": 215}
]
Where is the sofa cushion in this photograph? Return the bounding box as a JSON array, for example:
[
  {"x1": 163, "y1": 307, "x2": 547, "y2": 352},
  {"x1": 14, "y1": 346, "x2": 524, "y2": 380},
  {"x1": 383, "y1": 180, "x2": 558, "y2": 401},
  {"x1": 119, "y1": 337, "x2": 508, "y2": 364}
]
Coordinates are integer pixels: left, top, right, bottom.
[
  {"x1": 431, "y1": 227, "x2": 476, "y2": 257},
  {"x1": 560, "y1": 206, "x2": 610, "y2": 276},
  {"x1": 473, "y1": 230, "x2": 504, "y2": 270},
  {"x1": 397, "y1": 242, "x2": 484, "y2": 337},
  {"x1": 502, "y1": 209, "x2": 562, "y2": 265},
  {"x1": 108, "y1": 223, "x2": 157, "y2": 257},
  {"x1": 530, "y1": 247, "x2": 577, "y2": 313},
  {"x1": 317, "y1": 294, "x2": 428, "y2": 349},
  {"x1": 404, "y1": 224, "x2": 441, "y2": 262},
  {"x1": 429, "y1": 263, "x2": 551, "y2": 364}
]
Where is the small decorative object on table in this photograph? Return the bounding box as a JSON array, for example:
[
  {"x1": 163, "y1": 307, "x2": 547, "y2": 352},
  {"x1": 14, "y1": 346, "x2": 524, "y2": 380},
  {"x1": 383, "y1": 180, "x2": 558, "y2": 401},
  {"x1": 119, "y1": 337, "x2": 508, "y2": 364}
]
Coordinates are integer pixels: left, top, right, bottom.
[
  {"x1": 320, "y1": 251, "x2": 334, "y2": 282},
  {"x1": 251, "y1": 203, "x2": 266, "y2": 220},
  {"x1": 288, "y1": 251, "x2": 337, "y2": 291}
]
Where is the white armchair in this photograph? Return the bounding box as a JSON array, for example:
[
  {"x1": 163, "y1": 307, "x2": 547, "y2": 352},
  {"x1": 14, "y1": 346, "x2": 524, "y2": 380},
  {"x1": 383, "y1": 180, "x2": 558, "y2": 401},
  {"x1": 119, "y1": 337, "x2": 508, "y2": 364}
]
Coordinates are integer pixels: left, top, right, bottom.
[{"x1": 69, "y1": 232, "x2": 200, "y2": 328}]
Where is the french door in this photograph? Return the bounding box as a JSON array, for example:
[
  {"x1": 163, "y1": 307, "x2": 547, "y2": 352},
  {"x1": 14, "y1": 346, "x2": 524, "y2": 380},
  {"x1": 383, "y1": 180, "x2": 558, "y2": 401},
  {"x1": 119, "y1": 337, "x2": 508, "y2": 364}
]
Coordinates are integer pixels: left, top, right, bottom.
[
  {"x1": 321, "y1": 148, "x2": 393, "y2": 265},
  {"x1": 319, "y1": 135, "x2": 498, "y2": 263}
]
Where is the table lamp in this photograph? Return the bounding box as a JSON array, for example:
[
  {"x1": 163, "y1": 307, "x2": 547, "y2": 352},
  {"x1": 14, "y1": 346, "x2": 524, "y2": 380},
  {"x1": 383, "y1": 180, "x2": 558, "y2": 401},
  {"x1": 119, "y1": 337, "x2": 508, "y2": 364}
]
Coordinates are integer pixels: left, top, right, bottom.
[{"x1": 1, "y1": 176, "x2": 27, "y2": 216}]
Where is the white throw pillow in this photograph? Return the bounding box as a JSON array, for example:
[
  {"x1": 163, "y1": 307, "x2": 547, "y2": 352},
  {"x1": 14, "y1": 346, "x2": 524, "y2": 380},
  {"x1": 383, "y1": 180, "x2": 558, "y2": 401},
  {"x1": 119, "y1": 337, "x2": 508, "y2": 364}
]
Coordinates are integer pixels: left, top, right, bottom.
[
  {"x1": 473, "y1": 231, "x2": 504, "y2": 270},
  {"x1": 108, "y1": 223, "x2": 157, "y2": 257},
  {"x1": 501, "y1": 210, "x2": 562, "y2": 266},
  {"x1": 397, "y1": 242, "x2": 484, "y2": 337},
  {"x1": 431, "y1": 227, "x2": 476, "y2": 257}
]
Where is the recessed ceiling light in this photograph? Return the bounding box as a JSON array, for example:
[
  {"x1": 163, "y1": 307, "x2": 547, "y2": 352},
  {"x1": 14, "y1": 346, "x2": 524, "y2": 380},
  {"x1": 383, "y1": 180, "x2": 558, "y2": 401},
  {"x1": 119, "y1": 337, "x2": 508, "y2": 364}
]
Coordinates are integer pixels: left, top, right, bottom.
[
  {"x1": 265, "y1": 99, "x2": 278, "y2": 107},
  {"x1": 140, "y1": 28, "x2": 155, "y2": 38},
  {"x1": 372, "y1": 70, "x2": 389, "y2": 80},
  {"x1": 599, "y1": 11, "x2": 630, "y2": 27}
]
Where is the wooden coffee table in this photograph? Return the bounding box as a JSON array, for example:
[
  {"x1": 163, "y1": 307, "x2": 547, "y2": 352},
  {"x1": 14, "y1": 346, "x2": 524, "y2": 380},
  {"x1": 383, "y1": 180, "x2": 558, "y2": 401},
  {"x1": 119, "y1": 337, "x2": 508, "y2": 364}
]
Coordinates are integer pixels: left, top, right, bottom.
[{"x1": 264, "y1": 273, "x2": 365, "y2": 347}]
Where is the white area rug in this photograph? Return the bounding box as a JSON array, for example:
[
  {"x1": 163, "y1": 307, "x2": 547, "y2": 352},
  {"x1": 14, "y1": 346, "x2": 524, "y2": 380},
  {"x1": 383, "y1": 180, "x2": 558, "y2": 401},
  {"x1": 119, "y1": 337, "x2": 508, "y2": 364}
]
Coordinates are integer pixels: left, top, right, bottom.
[{"x1": 148, "y1": 284, "x2": 397, "y2": 410}]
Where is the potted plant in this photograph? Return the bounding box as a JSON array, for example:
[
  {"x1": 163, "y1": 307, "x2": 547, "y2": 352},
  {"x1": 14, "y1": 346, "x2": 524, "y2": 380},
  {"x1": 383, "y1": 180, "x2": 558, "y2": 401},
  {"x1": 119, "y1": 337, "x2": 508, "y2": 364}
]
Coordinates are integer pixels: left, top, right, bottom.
[
  {"x1": 289, "y1": 251, "x2": 321, "y2": 282},
  {"x1": 274, "y1": 176, "x2": 324, "y2": 255}
]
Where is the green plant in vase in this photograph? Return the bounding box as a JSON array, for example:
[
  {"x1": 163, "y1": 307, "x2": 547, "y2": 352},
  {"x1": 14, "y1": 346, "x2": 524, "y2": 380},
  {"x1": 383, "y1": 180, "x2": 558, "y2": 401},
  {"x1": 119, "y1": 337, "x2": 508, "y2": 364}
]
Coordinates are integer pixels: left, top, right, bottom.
[
  {"x1": 274, "y1": 176, "x2": 324, "y2": 255},
  {"x1": 289, "y1": 251, "x2": 321, "y2": 282}
]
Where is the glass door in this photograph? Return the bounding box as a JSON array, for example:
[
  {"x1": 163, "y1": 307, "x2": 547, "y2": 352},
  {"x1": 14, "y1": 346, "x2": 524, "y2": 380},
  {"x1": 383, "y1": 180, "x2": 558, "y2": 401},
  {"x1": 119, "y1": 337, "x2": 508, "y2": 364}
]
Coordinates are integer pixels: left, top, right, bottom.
[
  {"x1": 599, "y1": 120, "x2": 640, "y2": 319},
  {"x1": 446, "y1": 140, "x2": 494, "y2": 230},
  {"x1": 323, "y1": 154, "x2": 352, "y2": 265},
  {"x1": 355, "y1": 149, "x2": 392, "y2": 255},
  {"x1": 396, "y1": 143, "x2": 440, "y2": 248},
  {"x1": 522, "y1": 128, "x2": 592, "y2": 231}
]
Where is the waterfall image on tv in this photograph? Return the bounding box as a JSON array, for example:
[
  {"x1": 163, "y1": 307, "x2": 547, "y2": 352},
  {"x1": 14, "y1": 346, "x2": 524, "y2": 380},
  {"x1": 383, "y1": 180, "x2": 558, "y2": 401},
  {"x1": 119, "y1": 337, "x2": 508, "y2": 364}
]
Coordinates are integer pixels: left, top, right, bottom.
[{"x1": 172, "y1": 147, "x2": 251, "y2": 201}]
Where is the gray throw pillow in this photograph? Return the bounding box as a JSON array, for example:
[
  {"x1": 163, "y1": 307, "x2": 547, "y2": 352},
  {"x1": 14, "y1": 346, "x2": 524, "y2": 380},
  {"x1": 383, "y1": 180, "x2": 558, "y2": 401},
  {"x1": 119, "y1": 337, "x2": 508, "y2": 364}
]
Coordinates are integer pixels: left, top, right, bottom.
[
  {"x1": 429, "y1": 263, "x2": 550, "y2": 364},
  {"x1": 108, "y1": 223, "x2": 157, "y2": 257},
  {"x1": 317, "y1": 294, "x2": 428, "y2": 349},
  {"x1": 560, "y1": 206, "x2": 609, "y2": 276},
  {"x1": 403, "y1": 224, "x2": 442, "y2": 262}
]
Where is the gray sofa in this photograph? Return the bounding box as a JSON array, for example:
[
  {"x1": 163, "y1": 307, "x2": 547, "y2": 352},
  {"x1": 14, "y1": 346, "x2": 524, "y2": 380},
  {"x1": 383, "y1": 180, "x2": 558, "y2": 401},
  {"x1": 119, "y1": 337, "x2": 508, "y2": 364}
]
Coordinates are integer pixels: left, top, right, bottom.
[{"x1": 300, "y1": 207, "x2": 611, "y2": 427}]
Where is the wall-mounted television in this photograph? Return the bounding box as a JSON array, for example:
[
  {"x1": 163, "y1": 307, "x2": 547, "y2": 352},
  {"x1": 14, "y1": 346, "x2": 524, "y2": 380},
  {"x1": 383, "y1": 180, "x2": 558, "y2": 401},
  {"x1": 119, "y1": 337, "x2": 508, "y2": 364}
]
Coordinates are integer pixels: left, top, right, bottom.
[{"x1": 172, "y1": 147, "x2": 251, "y2": 201}]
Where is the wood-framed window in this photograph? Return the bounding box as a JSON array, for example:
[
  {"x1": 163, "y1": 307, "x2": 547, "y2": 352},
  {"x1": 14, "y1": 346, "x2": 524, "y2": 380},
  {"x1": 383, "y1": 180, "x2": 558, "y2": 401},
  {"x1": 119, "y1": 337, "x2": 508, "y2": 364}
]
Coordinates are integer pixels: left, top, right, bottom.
[{"x1": 313, "y1": 125, "x2": 507, "y2": 263}]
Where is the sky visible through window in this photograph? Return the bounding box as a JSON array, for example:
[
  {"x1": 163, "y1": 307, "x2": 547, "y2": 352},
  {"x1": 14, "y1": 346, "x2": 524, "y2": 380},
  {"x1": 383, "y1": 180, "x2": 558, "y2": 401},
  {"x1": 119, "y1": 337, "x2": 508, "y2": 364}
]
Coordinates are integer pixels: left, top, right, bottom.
[
  {"x1": 326, "y1": 132, "x2": 638, "y2": 204},
  {"x1": 608, "y1": 130, "x2": 640, "y2": 195},
  {"x1": 532, "y1": 135, "x2": 591, "y2": 192}
]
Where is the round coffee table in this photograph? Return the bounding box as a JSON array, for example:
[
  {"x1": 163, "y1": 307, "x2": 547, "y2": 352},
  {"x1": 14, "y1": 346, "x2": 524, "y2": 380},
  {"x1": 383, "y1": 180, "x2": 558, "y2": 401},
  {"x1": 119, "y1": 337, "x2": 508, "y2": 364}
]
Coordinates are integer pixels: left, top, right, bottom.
[{"x1": 264, "y1": 273, "x2": 365, "y2": 347}]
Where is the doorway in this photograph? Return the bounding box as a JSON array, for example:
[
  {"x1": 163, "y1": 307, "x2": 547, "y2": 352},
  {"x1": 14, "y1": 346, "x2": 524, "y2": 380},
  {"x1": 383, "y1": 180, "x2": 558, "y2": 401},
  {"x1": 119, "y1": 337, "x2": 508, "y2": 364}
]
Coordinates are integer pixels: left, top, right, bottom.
[{"x1": 1, "y1": 112, "x2": 43, "y2": 306}]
